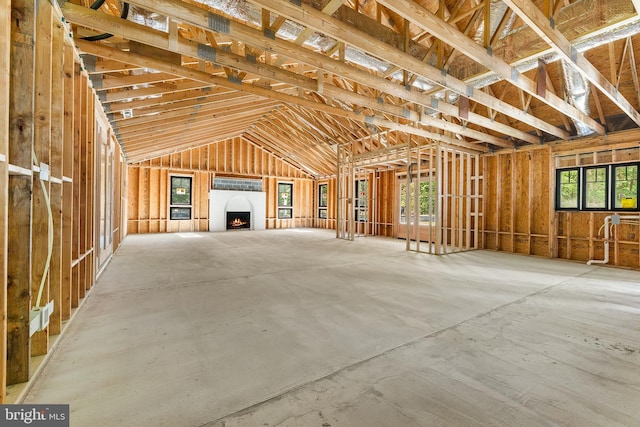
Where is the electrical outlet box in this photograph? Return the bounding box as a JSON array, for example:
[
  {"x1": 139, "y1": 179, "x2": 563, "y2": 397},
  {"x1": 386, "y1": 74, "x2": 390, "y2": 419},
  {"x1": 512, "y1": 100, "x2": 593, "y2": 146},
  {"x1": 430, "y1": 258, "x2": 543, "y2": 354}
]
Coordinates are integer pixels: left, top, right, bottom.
[
  {"x1": 29, "y1": 300, "x2": 55, "y2": 337},
  {"x1": 39, "y1": 162, "x2": 49, "y2": 181},
  {"x1": 611, "y1": 214, "x2": 621, "y2": 225}
]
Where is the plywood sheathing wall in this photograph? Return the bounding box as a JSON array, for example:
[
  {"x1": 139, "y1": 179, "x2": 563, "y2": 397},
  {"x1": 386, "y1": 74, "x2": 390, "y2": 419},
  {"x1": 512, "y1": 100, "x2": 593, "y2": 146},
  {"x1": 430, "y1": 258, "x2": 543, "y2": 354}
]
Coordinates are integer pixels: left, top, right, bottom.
[
  {"x1": 127, "y1": 136, "x2": 315, "y2": 233},
  {"x1": 1, "y1": 0, "x2": 127, "y2": 402},
  {"x1": 483, "y1": 145, "x2": 640, "y2": 269}
]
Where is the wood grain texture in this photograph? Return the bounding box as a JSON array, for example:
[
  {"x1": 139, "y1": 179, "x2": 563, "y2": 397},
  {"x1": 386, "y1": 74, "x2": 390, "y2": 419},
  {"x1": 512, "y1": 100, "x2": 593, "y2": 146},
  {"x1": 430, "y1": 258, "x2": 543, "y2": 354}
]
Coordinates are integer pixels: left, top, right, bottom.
[
  {"x1": 7, "y1": 0, "x2": 35, "y2": 385},
  {"x1": 0, "y1": 0, "x2": 11, "y2": 402}
]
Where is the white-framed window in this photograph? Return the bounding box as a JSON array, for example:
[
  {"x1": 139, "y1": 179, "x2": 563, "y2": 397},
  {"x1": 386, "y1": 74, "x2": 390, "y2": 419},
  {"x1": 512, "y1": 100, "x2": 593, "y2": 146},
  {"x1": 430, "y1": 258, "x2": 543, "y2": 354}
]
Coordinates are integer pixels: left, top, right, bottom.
[{"x1": 170, "y1": 175, "x2": 193, "y2": 220}]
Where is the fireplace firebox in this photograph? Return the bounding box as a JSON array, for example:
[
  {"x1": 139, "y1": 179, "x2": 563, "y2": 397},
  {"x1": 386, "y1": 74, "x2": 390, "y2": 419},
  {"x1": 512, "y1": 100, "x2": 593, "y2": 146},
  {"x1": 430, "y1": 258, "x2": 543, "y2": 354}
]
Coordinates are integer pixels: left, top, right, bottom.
[{"x1": 226, "y1": 211, "x2": 251, "y2": 230}]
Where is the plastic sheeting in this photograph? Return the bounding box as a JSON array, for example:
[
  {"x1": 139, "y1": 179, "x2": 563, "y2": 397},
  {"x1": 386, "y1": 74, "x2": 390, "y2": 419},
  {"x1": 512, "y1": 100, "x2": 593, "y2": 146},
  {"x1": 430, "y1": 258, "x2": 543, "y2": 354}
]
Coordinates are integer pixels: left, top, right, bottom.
[{"x1": 128, "y1": 4, "x2": 168, "y2": 32}]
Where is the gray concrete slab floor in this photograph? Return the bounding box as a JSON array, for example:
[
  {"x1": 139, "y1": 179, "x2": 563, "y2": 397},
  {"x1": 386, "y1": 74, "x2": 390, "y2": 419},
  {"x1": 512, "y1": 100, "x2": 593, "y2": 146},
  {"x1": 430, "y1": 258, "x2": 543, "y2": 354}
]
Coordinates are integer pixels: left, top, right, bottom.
[{"x1": 23, "y1": 229, "x2": 640, "y2": 426}]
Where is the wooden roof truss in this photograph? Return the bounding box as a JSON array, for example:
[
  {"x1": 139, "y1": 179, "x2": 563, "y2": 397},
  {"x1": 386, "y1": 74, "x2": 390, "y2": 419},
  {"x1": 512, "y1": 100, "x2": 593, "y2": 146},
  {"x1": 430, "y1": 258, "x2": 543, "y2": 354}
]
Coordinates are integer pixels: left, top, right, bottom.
[{"x1": 61, "y1": 0, "x2": 640, "y2": 176}]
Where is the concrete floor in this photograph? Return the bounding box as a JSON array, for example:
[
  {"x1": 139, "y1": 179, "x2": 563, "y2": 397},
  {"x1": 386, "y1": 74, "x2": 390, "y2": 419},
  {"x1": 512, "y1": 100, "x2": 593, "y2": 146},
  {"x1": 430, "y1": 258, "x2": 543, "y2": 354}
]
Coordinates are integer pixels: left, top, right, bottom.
[{"x1": 24, "y1": 229, "x2": 640, "y2": 426}]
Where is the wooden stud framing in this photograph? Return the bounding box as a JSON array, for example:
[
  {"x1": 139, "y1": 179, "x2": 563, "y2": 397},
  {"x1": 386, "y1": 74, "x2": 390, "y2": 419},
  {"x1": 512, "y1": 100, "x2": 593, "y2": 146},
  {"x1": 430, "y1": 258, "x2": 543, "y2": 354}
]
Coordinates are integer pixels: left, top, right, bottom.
[
  {"x1": 72, "y1": 64, "x2": 82, "y2": 308},
  {"x1": 4, "y1": 0, "x2": 640, "y2": 404},
  {"x1": 48, "y1": 9, "x2": 65, "y2": 337},
  {"x1": 127, "y1": 137, "x2": 314, "y2": 233},
  {"x1": 31, "y1": 0, "x2": 53, "y2": 356},
  {"x1": 1, "y1": 0, "x2": 128, "y2": 398},
  {"x1": 482, "y1": 142, "x2": 640, "y2": 268},
  {"x1": 61, "y1": 46, "x2": 74, "y2": 322},
  {"x1": 7, "y1": 0, "x2": 36, "y2": 386}
]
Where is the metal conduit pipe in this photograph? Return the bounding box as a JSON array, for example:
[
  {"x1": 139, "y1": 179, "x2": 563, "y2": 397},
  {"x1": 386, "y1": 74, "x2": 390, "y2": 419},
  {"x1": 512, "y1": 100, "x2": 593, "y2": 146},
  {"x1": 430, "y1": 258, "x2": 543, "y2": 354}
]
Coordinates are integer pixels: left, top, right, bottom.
[{"x1": 587, "y1": 214, "x2": 640, "y2": 265}]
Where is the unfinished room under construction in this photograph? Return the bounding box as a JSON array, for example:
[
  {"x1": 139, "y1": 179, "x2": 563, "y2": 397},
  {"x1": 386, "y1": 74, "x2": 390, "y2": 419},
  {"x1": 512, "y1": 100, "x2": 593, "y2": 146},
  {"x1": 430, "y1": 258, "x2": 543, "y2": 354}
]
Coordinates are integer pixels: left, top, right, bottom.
[{"x1": 2, "y1": 0, "x2": 640, "y2": 425}]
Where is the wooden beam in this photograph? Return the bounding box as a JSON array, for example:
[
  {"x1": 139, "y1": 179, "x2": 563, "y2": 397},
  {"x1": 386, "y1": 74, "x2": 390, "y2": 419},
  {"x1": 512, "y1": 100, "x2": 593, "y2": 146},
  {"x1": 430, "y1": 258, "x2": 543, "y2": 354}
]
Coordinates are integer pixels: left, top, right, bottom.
[
  {"x1": 107, "y1": 86, "x2": 234, "y2": 112},
  {"x1": 86, "y1": 59, "x2": 143, "y2": 74},
  {"x1": 590, "y1": 84, "x2": 606, "y2": 128},
  {"x1": 320, "y1": 83, "x2": 509, "y2": 146},
  {"x1": 126, "y1": 129, "x2": 256, "y2": 163},
  {"x1": 483, "y1": 0, "x2": 491, "y2": 48},
  {"x1": 251, "y1": 121, "x2": 335, "y2": 173},
  {"x1": 75, "y1": 41, "x2": 488, "y2": 153},
  {"x1": 63, "y1": 3, "x2": 316, "y2": 90},
  {"x1": 111, "y1": 95, "x2": 271, "y2": 131},
  {"x1": 109, "y1": 89, "x2": 252, "y2": 118},
  {"x1": 92, "y1": 72, "x2": 182, "y2": 91},
  {"x1": 101, "y1": 80, "x2": 210, "y2": 104},
  {"x1": 490, "y1": 9, "x2": 513, "y2": 47},
  {"x1": 65, "y1": 2, "x2": 506, "y2": 147},
  {"x1": 375, "y1": 0, "x2": 603, "y2": 135},
  {"x1": 121, "y1": 0, "x2": 541, "y2": 144},
  {"x1": 545, "y1": 67, "x2": 573, "y2": 132},
  {"x1": 502, "y1": 0, "x2": 640, "y2": 127},
  {"x1": 245, "y1": 128, "x2": 333, "y2": 175},
  {"x1": 442, "y1": 5, "x2": 484, "y2": 72},
  {"x1": 293, "y1": 0, "x2": 344, "y2": 45},
  {"x1": 626, "y1": 38, "x2": 640, "y2": 109},
  {"x1": 123, "y1": 114, "x2": 269, "y2": 148},
  {"x1": 248, "y1": 0, "x2": 569, "y2": 139},
  {"x1": 117, "y1": 101, "x2": 277, "y2": 140}
]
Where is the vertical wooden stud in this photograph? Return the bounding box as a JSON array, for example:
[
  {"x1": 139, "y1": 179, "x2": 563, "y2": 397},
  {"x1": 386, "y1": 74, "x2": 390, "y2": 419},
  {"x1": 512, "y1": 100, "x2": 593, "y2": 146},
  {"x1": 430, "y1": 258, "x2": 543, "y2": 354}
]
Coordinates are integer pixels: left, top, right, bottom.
[
  {"x1": 61, "y1": 43, "x2": 74, "y2": 322},
  {"x1": 443, "y1": 147, "x2": 449, "y2": 253},
  {"x1": 86, "y1": 95, "x2": 95, "y2": 289},
  {"x1": 435, "y1": 142, "x2": 442, "y2": 254},
  {"x1": 7, "y1": 0, "x2": 35, "y2": 385},
  {"x1": 48, "y1": 14, "x2": 65, "y2": 336},
  {"x1": 548, "y1": 148, "x2": 557, "y2": 258},
  {"x1": 30, "y1": 0, "x2": 53, "y2": 356},
  {"x1": 71, "y1": 64, "x2": 81, "y2": 308}
]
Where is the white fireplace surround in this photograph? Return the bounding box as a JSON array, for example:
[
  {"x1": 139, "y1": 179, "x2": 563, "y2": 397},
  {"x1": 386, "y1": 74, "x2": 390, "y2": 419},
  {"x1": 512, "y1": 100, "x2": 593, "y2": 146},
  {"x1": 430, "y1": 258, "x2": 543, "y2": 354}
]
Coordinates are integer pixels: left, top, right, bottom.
[{"x1": 209, "y1": 190, "x2": 266, "y2": 232}]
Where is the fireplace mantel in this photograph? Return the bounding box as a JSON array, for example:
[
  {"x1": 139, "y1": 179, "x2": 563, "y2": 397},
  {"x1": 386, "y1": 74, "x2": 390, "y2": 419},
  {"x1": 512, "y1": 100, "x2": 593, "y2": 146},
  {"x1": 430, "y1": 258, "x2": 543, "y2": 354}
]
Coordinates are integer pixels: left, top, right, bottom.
[{"x1": 209, "y1": 190, "x2": 266, "y2": 232}]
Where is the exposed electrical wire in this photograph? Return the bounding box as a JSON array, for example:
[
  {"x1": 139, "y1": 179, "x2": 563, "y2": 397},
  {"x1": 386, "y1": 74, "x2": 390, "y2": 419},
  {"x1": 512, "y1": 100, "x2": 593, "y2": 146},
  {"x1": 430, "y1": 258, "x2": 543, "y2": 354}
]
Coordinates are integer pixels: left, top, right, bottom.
[
  {"x1": 81, "y1": 1, "x2": 130, "y2": 42},
  {"x1": 32, "y1": 149, "x2": 54, "y2": 310}
]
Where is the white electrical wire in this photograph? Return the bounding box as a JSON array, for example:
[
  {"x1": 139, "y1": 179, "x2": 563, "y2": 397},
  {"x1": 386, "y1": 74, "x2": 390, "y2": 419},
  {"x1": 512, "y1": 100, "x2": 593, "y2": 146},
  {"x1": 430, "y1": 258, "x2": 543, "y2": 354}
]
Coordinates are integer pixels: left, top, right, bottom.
[
  {"x1": 597, "y1": 219, "x2": 640, "y2": 238},
  {"x1": 32, "y1": 149, "x2": 54, "y2": 310}
]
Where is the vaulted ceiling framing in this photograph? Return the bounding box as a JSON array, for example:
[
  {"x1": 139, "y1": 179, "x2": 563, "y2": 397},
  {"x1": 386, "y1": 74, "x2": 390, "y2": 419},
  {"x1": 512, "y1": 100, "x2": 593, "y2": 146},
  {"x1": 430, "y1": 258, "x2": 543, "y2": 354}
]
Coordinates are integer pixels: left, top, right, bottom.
[{"x1": 62, "y1": 0, "x2": 640, "y2": 177}]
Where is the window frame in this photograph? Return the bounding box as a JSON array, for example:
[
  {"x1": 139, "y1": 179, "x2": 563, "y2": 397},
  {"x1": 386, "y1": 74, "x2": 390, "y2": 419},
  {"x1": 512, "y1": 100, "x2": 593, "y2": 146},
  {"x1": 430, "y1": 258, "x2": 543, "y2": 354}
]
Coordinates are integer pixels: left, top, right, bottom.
[
  {"x1": 581, "y1": 165, "x2": 609, "y2": 211},
  {"x1": 555, "y1": 162, "x2": 640, "y2": 212},
  {"x1": 318, "y1": 183, "x2": 328, "y2": 219},
  {"x1": 277, "y1": 181, "x2": 294, "y2": 219},
  {"x1": 555, "y1": 168, "x2": 581, "y2": 211},
  {"x1": 169, "y1": 175, "x2": 193, "y2": 220},
  {"x1": 611, "y1": 162, "x2": 639, "y2": 211}
]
